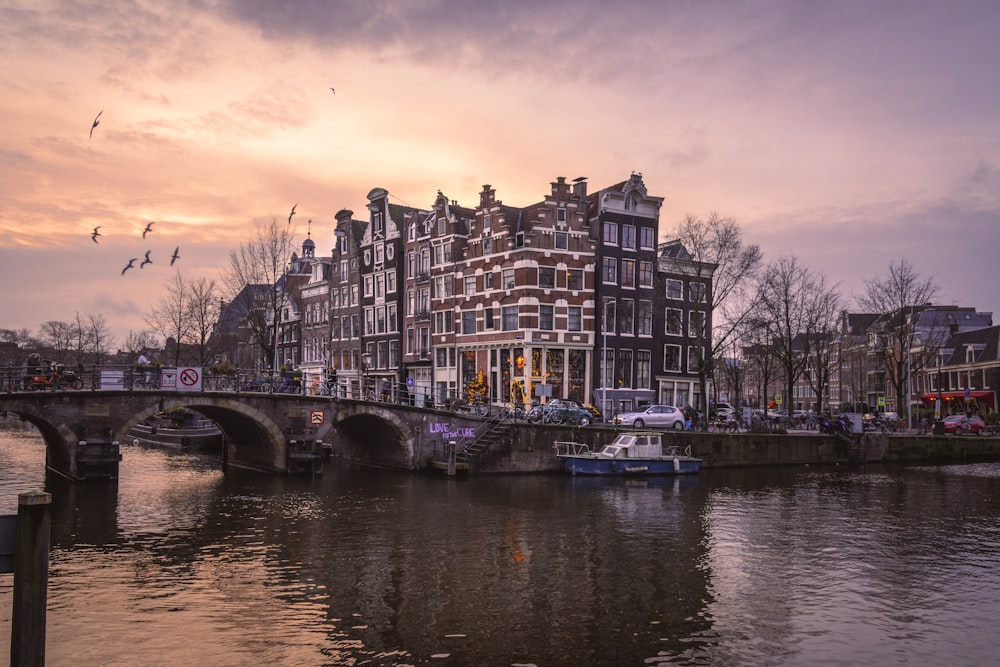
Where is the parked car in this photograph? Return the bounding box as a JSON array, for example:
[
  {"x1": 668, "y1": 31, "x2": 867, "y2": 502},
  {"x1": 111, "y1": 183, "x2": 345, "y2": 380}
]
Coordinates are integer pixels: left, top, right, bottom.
[
  {"x1": 942, "y1": 414, "x2": 987, "y2": 435},
  {"x1": 614, "y1": 404, "x2": 686, "y2": 429},
  {"x1": 525, "y1": 398, "x2": 596, "y2": 426}
]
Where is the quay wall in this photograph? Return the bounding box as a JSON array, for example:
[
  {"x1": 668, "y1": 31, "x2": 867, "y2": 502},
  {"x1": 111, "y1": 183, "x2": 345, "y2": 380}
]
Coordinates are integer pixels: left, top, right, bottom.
[{"x1": 455, "y1": 425, "x2": 1000, "y2": 474}]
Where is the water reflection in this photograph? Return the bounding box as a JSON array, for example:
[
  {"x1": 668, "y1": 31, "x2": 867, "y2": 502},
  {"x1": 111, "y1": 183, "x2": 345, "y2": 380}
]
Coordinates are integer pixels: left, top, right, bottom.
[{"x1": 2, "y1": 429, "x2": 1000, "y2": 665}]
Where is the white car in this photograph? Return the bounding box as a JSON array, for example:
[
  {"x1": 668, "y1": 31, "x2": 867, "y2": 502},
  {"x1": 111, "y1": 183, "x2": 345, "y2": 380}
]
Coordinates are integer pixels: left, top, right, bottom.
[{"x1": 614, "y1": 404, "x2": 686, "y2": 429}]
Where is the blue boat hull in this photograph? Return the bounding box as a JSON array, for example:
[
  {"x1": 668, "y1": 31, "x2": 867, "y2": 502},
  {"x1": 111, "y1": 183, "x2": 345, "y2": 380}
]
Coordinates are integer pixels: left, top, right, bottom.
[{"x1": 560, "y1": 456, "x2": 701, "y2": 476}]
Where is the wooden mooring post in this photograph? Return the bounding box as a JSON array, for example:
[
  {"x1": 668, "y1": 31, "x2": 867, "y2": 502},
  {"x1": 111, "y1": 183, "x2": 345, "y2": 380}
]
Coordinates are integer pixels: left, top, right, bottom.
[
  {"x1": 447, "y1": 440, "x2": 457, "y2": 477},
  {"x1": 10, "y1": 490, "x2": 51, "y2": 667}
]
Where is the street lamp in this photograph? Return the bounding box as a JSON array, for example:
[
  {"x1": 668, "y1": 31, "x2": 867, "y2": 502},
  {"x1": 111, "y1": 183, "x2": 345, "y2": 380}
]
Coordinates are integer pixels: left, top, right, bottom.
[{"x1": 361, "y1": 351, "x2": 372, "y2": 400}]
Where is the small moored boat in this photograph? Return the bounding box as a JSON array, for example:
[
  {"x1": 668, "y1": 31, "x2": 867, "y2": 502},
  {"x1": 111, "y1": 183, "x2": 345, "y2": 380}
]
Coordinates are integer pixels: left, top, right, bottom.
[{"x1": 554, "y1": 432, "x2": 701, "y2": 476}]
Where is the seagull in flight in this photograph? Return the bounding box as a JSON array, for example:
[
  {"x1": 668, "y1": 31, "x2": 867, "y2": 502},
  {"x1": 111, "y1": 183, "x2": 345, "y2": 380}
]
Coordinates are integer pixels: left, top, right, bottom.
[
  {"x1": 140, "y1": 250, "x2": 153, "y2": 268},
  {"x1": 91, "y1": 226, "x2": 101, "y2": 243},
  {"x1": 121, "y1": 258, "x2": 137, "y2": 275},
  {"x1": 288, "y1": 203, "x2": 297, "y2": 225},
  {"x1": 142, "y1": 221, "x2": 155, "y2": 239},
  {"x1": 90, "y1": 110, "x2": 102, "y2": 139},
  {"x1": 330, "y1": 87, "x2": 335, "y2": 94},
  {"x1": 170, "y1": 246, "x2": 180, "y2": 266}
]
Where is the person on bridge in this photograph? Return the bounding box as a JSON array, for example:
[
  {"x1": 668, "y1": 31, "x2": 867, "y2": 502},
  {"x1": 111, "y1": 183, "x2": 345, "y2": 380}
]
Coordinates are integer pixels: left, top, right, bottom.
[
  {"x1": 278, "y1": 361, "x2": 297, "y2": 393},
  {"x1": 137, "y1": 352, "x2": 150, "y2": 381}
]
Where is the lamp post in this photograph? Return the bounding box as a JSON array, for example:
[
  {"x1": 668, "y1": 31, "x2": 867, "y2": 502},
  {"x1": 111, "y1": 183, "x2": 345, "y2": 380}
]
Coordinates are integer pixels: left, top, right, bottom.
[{"x1": 361, "y1": 351, "x2": 372, "y2": 400}]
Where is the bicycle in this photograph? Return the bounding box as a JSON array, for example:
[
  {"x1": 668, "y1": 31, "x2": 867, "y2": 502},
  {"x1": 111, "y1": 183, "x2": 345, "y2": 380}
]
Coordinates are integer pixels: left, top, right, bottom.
[{"x1": 133, "y1": 376, "x2": 160, "y2": 390}]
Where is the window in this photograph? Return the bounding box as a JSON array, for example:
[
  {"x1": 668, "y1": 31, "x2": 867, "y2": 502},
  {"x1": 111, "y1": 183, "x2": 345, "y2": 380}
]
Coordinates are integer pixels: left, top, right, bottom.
[
  {"x1": 484, "y1": 271, "x2": 494, "y2": 289},
  {"x1": 622, "y1": 224, "x2": 636, "y2": 250},
  {"x1": 364, "y1": 308, "x2": 374, "y2": 335},
  {"x1": 387, "y1": 303, "x2": 397, "y2": 332},
  {"x1": 619, "y1": 298, "x2": 634, "y2": 335},
  {"x1": 621, "y1": 259, "x2": 635, "y2": 288},
  {"x1": 666, "y1": 279, "x2": 683, "y2": 300},
  {"x1": 374, "y1": 243, "x2": 384, "y2": 265},
  {"x1": 539, "y1": 305, "x2": 554, "y2": 330},
  {"x1": 407, "y1": 251, "x2": 416, "y2": 278},
  {"x1": 437, "y1": 217, "x2": 446, "y2": 235},
  {"x1": 689, "y1": 311, "x2": 705, "y2": 337},
  {"x1": 375, "y1": 273, "x2": 385, "y2": 298},
  {"x1": 483, "y1": 235, "x2": 493, "y2": 255},
  {"x1": 566, "y1": 268, "x2": 583, "y2": 290},
  {"x1": 640, "y1": 227, "x2": 655, "y2": 249},
  {"x1": 373, "y1": 212, "x2": 384, "y2": 235},
  {"x1": 603, "y1": 222, "x2": 618, "y2": 245},
  {"x1": 484, "y1": 307, "x2": 495, "y2": 329},
  {"x1": 502, "y1": 268, "x2": 515, "y2": 289},
  {"x1": 637, "y1": 300, "x2": 652, "y2": 336},
  {"x1": 602, "y1": 257, "x2": 617, "y2": 284},
  {"x1": 502, "y1": 305, "x2": 518, "y2": 331},
  {"x1": 555, "y1": 231, "x2": 568, "y2": 249},
  {"x1": 665, "y1": 308, "x2": 683, "y2": 336},
  {"x1": 603, "y1": 298, "x2": 616, "y2": 332},
  {"x1": 690, "y1": 281, "x2": 707, "y2": 303},
  {"x1": 568, "y1": 306, "x2": 582, "y2": 331},
  {"x1": 363, "y1": 275, "x2": 373, "y2": 297},
  {"x1": 664, "y1": 344, "x2": 681, "y2": 372},
  {"x1": 462, "y1": 310, "x2": 477, "y2": 334},
  {"x1": 387, "y1": 272, "x2": 396, "y2": 293},
  {"x1": 464, "y1": 275, "x2": 477, "y2": 295},
  {"x1": 602, "y1": 349, "x2": 614, "y2": 387},
  {"x1": 618, "y1": 349, "x2": 633, "y2": 387},
  {"x1": 557, "y1": 208, "x2": 566, "y2": 223},
  {"x1": 376, "y1": 307, "x2": 386, "y2": 334},
  {"x1": 538, "y1": 267, "x2": 555, "y2": 289},
  {"x1": 638, "y1": 261, "x2": 653, "y2": 288},
  {"x1": 637, "y1": 350, "x2": 651, "y2": 387},
  {"x1": 515, "y1": 231, "x2": 524, "y2": 247},
  {"x1": 688, "y1": 347, "x2": 703, "y2": 372}
]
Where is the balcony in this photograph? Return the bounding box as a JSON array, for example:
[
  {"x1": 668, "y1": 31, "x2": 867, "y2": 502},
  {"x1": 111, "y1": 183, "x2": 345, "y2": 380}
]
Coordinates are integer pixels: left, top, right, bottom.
[
  {"x1": 414, "y1": 310, "x2": 431, "y2": 322},
  {"x1": 414, "y1": 271, "x2": 430, "y2": 283}
]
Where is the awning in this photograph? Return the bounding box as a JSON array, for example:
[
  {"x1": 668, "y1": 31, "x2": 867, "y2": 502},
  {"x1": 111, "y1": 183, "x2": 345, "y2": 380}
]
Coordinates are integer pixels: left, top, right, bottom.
[{"x1": 920, "y1": 391, "x2": 993, "y2": 401}]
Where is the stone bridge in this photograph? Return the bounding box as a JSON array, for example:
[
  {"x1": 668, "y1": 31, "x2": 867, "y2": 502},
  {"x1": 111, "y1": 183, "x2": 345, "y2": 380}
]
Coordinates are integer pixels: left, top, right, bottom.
[{"x1": 0, "y1": 390, "x2": 484, "y2": 479}]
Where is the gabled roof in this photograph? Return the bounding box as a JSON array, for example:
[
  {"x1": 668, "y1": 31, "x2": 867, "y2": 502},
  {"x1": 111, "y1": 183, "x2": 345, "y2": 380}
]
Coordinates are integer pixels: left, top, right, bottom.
[{"x1": 941, "y1": 325, "x2": 1000, "y2": 364}]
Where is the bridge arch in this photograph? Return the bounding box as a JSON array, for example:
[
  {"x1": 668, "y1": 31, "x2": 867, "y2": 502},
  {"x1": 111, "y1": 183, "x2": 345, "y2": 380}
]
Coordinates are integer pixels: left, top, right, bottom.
[
  {"x1": 115, "y1": 396, "x2": 288, "y2": 473},
  {"x1": 0, "y1": 397, "x2": 83, "y2": 476},
  {"x1": 331, "y1": 403, "x2": 419, "y2": 469}
]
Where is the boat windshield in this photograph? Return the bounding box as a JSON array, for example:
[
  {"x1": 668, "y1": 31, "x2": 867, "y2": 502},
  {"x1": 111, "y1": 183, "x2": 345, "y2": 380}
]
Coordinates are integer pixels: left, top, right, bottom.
[{"x1": 598, "y1": 445, "x2": 623, "y2": 458}]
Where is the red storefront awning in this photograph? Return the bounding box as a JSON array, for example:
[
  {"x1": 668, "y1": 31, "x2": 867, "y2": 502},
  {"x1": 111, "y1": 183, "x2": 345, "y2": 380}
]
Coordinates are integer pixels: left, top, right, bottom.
[{"x1": 920, "y1": 391, "x2": 993, "y2": 401}]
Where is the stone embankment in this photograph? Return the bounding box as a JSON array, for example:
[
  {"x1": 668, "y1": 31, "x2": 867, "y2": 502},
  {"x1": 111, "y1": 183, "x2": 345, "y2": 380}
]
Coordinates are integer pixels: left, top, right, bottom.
[{"x1": 451, "y1": 424, "x2": 1000, "y2": 474}]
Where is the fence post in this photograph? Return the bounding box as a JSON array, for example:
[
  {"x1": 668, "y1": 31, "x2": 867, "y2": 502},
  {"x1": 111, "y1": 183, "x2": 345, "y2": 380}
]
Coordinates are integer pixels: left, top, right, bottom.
[{"x1": 10, "y1": 490, "x2": 51, "y2": 667}]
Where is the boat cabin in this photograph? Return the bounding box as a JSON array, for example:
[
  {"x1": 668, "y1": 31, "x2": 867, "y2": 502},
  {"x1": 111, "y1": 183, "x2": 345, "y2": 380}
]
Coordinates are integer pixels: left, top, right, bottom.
[{"x1": 596, "y1": 433, "x2": 664, "y2": 459}]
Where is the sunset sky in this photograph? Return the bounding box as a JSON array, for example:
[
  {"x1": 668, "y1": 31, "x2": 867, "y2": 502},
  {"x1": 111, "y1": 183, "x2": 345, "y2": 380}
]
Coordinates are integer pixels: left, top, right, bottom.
[{"x1": 2, "y1": 0, "x2": 999, "y2": 346}]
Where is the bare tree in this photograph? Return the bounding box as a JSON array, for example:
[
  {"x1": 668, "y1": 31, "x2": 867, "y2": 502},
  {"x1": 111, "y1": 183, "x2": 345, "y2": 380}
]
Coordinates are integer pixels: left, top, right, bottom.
[
  {"x1": 123, "y1": 330, "x2": 152, "y2": 357},
  {"x1": 86, "y1": 313, "x2": 115, "y2": 366},
  {"x1": 856, "y1": 259, "x2": 941, "y2": 416},
  {"x1": 70, "y1": 312, "x2": 89, "y2": 366},
  {"x1": 802, "y1": 288, "x2": 842, "y2": 413},
  {"x1": 757, "y1": 256, "x2": 832, "y2": 421},
  {"x1": 39, "y1": 320, "x2": 73, "y2": 360},
  {"x1": 224, "y1": 217, "x2": 296, "y2": 371},
  {"x1": 670, "y1": 212, "x2": 763, "y2": 414},
  {"x1": 146, "y1": 272, "x2": 192, "y2": 366},
  {"x1": 186, "y1": 276, "x2": 222, "y2": 365}
]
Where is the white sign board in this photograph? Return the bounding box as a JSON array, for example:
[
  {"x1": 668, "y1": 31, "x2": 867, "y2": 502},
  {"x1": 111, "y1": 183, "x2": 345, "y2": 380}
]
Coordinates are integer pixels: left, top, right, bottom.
[{"x1": 100, "y1": 370, "x2": 125, "y2": 390}]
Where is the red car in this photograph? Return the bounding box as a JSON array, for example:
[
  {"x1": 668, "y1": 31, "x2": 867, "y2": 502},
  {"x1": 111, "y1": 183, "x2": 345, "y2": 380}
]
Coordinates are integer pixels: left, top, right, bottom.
[{"x1": 942, "y1": 414, "x2": 986, "y2": 435}]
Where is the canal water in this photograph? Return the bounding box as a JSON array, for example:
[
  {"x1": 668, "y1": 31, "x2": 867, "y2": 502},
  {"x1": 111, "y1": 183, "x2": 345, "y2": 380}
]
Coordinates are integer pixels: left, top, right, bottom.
[{"x1": 2, "y1": 426, "x2": 1000, "y2": 666}]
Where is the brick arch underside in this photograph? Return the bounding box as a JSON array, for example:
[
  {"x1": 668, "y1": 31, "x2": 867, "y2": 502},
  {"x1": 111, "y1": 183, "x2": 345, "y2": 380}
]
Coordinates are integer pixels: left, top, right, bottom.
[
  {"x1": 116, "y1": 398, "x2": 287, "y2": 473},
  {"x1": 1, "y1": 401, "x2": 80, "y2": 475},
  {"x1": 334, "y1": 408, "x2": 416, "y2": 469}
]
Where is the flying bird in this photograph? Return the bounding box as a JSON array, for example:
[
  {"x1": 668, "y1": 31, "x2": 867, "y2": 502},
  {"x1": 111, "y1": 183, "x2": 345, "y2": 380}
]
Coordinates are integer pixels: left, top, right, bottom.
[
  {"x1": 142, "y1": 221, "x2": 155, "y2": 239},
  {"x1": 170, "y1": 246, "x2": 180, "y2": 266},
  {"x1": 288, "y1": 203, "x2": 297, "y2": 225},
  {"x1": 90, "y1": 110, "x2": 102, "y2": 139},
  {"x1": 91, "y1": 226, "x2": 101, "y2": 243},
  {"x1": 141, "y1": 250, "x2": 153, "y2": 268},
  {"x1": 330, "y1": 87, "x2": 335, "y2": 94},
  {"x1": 121, "y1": 258, "x2": 137, "y2": 275}
]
